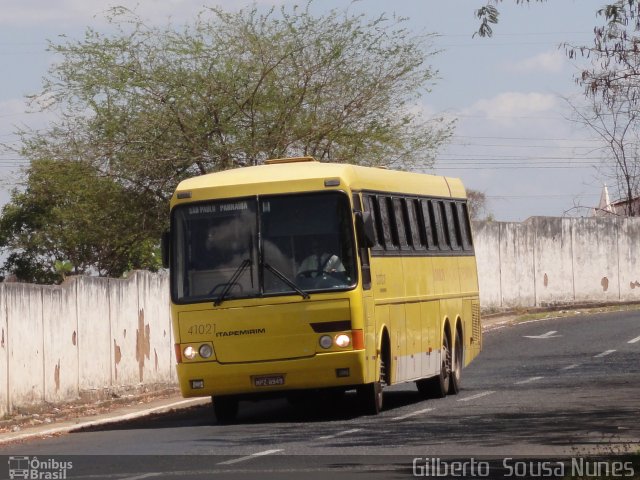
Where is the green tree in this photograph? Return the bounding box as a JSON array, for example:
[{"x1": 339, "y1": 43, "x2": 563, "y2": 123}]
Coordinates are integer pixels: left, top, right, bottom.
[
  {"x1": 2, "y1": 4, "x2": 452, "y2": 283},
  {"x1": 467, "y1": 189, "x2": 493, "y2": 221},
  {"x1": 0, "y1": 159, "x2": 162, "y2": 283}
]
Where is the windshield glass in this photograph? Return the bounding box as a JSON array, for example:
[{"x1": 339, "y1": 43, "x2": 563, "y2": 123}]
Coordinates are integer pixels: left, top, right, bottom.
[
  {"x1": 172, "y1": 192, "x2": 357, "y2": 303},
  {"x1": 172, "y1": 198, "x2": 259, "y2": 302}
]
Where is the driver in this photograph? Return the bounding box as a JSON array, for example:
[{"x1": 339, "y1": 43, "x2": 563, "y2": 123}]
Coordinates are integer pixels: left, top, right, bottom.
[{"x1": 298, "y1": 239, "x2": 345, "y2": 276}]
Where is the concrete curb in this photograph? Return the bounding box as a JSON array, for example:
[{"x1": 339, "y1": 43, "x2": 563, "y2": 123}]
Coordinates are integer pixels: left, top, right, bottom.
[
  {"x1": 0, "y1": 397, "x2": 210, "y2": 445},
  {"x1": 481, "y1": 301, "x2": 640, "y2": 332}
]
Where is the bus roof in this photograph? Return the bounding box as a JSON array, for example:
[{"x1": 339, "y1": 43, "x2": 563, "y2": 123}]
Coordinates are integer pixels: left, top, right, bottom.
[{"x1": 173, "y1": 159, "x2": 466, "y2": 204}]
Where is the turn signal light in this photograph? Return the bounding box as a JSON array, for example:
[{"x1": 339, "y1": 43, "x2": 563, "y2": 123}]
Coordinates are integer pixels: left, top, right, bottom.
[{"x1": 352, "y1": 329, "x2": 364, "y2": 350}]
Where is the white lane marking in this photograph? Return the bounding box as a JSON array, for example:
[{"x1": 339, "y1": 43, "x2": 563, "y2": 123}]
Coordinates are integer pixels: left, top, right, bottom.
[
  {"x1": 122, "y1": 474, "x2": 164, "y2": 480},
  {"x1": 392, "y1": 407, "x2": 433, "y2": 421},
  {"x1": 523, "y1": 330, "x2": 561, "y2": 339},
  {"x1": 628, "y1": 335, "x2": 640, "y2": 344},
  {"x1": 594, "y1": 349, "x2": 616, "y2": 358},
  {"x1": 562, "y1": 364, "x2": 580, "y2": 370},
  {"x1": 515, "y1": 376, "x2": 544, "y2": 385},
  {"x1": 217, "y1": 449, "x2": 283, "y2": 465},
  {"x1": 457, "y1": 391, "x2": 495, "y2": 402},
  {"x1": 317, "y1": 428, "x2": 362, "y2": 440}
]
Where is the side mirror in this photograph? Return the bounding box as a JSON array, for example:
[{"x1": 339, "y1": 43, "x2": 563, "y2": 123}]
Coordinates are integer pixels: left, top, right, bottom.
[
  {"x1": 161, "y1": 230, "x2": 171, "y2": 268},
  {"x1": 355, "y1": 211, "x2": 376, "y2": 249}
]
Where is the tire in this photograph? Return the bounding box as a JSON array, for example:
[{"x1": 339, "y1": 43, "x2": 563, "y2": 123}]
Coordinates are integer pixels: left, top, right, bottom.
[
  {"x1": 213, "y1": 395, "x2": 239, "y2": 424},
  {"x1": 448, "y1": 328, "x2": 463, "y2": 395},
  {"x1": 357, "y1": 357, "x2": 385, "y2": 415},
  {"x1": 416, "y1": 332, "x2": 451, "y2": 399}
]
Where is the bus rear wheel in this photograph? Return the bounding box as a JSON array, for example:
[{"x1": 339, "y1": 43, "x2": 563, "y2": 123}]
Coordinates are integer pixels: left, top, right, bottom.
[
  {"x1": 213, "y1": 395, "x2": 239, "y2": 424},
  {"x1": 448, "y1": 328, "x2": 463, "y2": 395},
  {"x1": 416, "y1": 333, "x2": 451, "y2": 398}
]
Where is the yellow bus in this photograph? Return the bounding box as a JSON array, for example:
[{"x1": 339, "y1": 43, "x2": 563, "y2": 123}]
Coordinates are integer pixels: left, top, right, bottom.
[{"x1": 164, "y1": 157, "x2": 481, "y2": 422}]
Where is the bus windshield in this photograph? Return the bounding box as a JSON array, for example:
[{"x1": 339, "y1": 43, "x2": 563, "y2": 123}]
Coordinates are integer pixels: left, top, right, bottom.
[{"x1": 171, "y1": 191, "x2": 357, "y2": 303}]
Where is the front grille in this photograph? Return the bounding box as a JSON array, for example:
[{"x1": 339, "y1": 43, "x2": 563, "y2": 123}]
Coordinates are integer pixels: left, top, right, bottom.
[{"x1": 472, "y1": 301, "x2": 481, "y2": 347}]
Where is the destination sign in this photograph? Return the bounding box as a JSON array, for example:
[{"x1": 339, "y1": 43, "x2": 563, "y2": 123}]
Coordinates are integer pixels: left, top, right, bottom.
[{"x1": 187, "y1": 201, "x2": 251, "y2": 217}]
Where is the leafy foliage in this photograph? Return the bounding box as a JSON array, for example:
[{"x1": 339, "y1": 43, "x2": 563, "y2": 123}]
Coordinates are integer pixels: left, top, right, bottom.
[
  {"x1": 0, "y1": 159, "x2": 162, "y2": 283},
  {"x1": 1, "y1": 4, "x2": 452, "y2": 283},
  {"x1": 467, "y1": 189, "x2": 493, "y2": 221},
  {"x1": 474, "y1": 1, "x2": 545, "y2": 38},
  {"x1": 566, "y1": 1, "x2": 640, "y2": 211}
]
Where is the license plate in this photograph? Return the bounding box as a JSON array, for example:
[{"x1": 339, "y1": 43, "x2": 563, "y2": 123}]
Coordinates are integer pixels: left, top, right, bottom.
[{"x1": 253, "y1": 374, "x2": 285, "y2": 387}]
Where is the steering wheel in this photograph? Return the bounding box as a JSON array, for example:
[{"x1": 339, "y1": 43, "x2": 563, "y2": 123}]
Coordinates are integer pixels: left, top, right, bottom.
[{"x1": 295, "y1": 269, "x2": 320, "y2": 279}]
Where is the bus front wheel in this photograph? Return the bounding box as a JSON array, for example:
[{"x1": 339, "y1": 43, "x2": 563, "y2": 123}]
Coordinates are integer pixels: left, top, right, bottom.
[
  {"x1": 357, "y1": 358, "x2": 385, "y2": 415},
  {"x1": 213, "y1": 395, "x2": 239, "y2": 424}
]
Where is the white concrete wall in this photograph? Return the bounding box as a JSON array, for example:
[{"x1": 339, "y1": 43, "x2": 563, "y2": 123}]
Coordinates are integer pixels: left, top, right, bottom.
[
  {"x1": 473, "y1": 216, "x2": 640, "y2": 310},
  {"x1": 76, "y1": 276, "x2": 112, "y2": 391},
  {"x1": 571, "y1": 217, "x2": 620, "y2": 303},
  {"x1": 137, "y1": 272, "x2": 174, "y2": 384},
  {"x1": 617, "y1": 218, "x2": 640, "y2": 300},
  {"x1": 110, "y1": 275, "x2": 141, "y2": 387},
  {"x1": 0, "y1": 284, "x2": 7, "y2": 418},
  {"x1": 531, "y1": 217, "x2": 574, "y2": 306},
  {"x1": 6, "y1": 283, "x2": 45, "y2": 410},
  {"x1": 0, "y1": 271, "x2": 172, "y2": 414},
  {"x1": 0, "y1": 216, "x2": 638, "y2": 412},
  {"x1": 42, "y1": 281, "x2": 79, "y2": 403},
  {"x1": 498, "y1": 222, "x2": 536, "y2": 308},
  {"x1": 472, "y1": 222, "x2": 501, "y2": 309}
]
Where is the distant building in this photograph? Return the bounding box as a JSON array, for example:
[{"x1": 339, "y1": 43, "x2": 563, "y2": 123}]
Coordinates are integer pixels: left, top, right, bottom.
[{"x1": 592, "y1": 184, "x2": 640, "y2": 217}]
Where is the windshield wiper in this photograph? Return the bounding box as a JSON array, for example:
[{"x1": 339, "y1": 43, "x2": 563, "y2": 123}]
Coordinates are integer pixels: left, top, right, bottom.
[
  {"x1": 212, "y1": 258, "x2": 251, "y2": 307},
  {"x1": 264, "y1": 263, "x2": 310, "y2": 300}
]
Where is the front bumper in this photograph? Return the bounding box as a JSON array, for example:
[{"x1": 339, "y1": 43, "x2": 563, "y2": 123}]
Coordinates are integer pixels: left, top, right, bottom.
[{"x1": 177, "y1": 349, "x2": 367, "y2": 397}]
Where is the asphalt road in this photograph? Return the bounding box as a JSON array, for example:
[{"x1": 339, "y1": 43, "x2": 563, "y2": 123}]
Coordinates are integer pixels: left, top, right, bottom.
[{"x1": 2, "y1": 310, "x2": 639, "y2": 479}]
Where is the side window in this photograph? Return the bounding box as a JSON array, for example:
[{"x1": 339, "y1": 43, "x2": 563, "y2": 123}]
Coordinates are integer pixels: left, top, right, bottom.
[
  {"x1": 378, "y1": 196, "x2": 398, "y2": 250},
  {"x1": 420, "y1": 199, "x2": 438, "y2": 251},
  {"x1": 407, "y1": 199, "x2": 425, "y2": 250},
  {"x1": 434, "y1": 200, "x2": 451, "y2": 251},
  {"x1": 392, "y1": 198, "x2": 411, "y2": 250},
  {"x1": 365, "y1": 195, "x2": 384, "y2": 251},
  {"x1": 446, "y1": 201, "x2": 462, "y2": 251},
  {"x1": 458, "y1": 202, "x2": 474, "y2": 251}
]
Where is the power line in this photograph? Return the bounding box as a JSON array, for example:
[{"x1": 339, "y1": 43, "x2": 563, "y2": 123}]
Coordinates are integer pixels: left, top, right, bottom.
[
  {"x1": 452, "y1": 135, "x2": 602, "y2": 142},
  {"x1": 438, "y1": 154, "x2": 607, "y2": 160},
  {"x1": 448, "y1": 142, "x2": 602, "y2": 149},
  {"x1": 486, "y1": 193, "x2": 600, "y2": 199},
  {"x1": 435, "y1": 31, "x2": 591, "y2": 37},
  {"x1": 437, "y1": 167, "x2": 601, "y2": 171}
]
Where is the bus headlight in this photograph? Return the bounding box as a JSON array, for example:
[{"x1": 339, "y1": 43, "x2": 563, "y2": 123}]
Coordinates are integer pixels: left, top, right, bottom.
[
  {"x1": 335, "y1": 334, "x2": 351, "y2": 348},
  {"x1": 319, "y1": 335, "x2": 333, "y2": 349},
  {"x1": 183, "y1": 345, "x2": 197, "y2": 360},
  {"x1": 199, "y1": 344, "x2": 214, "y2": 359}
]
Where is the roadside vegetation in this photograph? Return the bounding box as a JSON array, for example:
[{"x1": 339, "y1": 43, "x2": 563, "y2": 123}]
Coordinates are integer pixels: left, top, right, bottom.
[{"x1": 0, "y1": 3, "x2": 451, "y2": 283}]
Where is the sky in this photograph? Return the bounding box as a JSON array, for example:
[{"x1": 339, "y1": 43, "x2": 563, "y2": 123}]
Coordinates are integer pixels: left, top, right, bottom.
[{"x1": 0, "y1": 0, "x2": 612, "y2": 222}]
